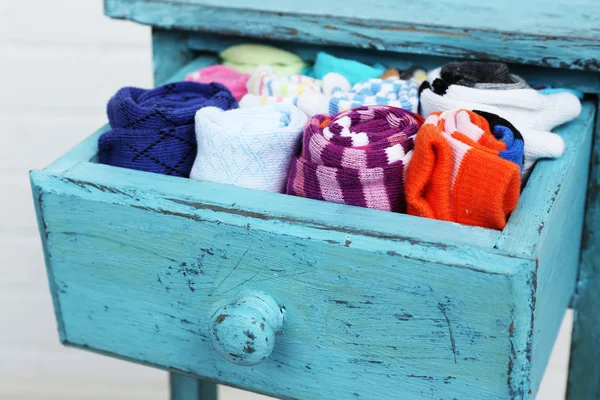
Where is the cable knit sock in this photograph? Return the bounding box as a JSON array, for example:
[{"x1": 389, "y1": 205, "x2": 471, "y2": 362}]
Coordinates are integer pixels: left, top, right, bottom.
[
  {"x1": 287, "y1": 106, "x2": 424, "y2": 212},
  {"x1": 405, "y1": 112, "x2": 521, "y2": 230},
  {"x1": 99, "y1": 82, "x2": 238, "y2": 177},
  {"x1": 191, "y1": 103, "x2": 307, "y2": 192}
]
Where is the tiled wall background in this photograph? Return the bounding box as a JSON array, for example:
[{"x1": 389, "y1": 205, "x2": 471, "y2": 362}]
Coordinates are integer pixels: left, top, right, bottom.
[{"x1": 0, "y1": 1, "x2": 573, "y2": 398}]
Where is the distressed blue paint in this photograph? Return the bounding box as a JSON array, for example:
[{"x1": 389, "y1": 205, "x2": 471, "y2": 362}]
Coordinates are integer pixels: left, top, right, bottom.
[
  {"x1": 29, "y1": 100, "x2": 595, "y2": 400},
  {"x1": 209, "y1": 291, "x2": 285, "y2": 366},
  {"x1": 28, "y1": 3, "x2": 600, "y2": 399},
  {"x1": 170, "y1": 373, "x2": 218, "y2": 400},
  {"x1": 152, "y1": 29, "x2": 197, "y2": 86},
  {"x1": 104, "y1": 0, "x2": 600, "y2": 71},
  {"x1": 567, "y1": 105, "x2": 600, "y2": 399}
]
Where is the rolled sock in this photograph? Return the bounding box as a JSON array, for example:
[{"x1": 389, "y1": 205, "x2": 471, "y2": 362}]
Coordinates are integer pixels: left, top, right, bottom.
[
  {"x1": 190, "y1": 103, "x2": 307, "y2": 193},
  {"x1": 421, "y1": 67, "x2": 581, "y2": 131},
  {"x1": 322, "y1": 72, "x2": 352, "y2": 95},
  {"x1": 405, "y1": 112, "x2": 521, "y2": 230},
  {"x1": 245, "y1": 65, "x2": 350, "y2": 98},
  {"x1": 219, "y1": 44, "x2": 307, "y2": 75},
  {"x1": 99, "y1": 82, "x2": 238, "y2": 177},
  {"x1": 440, "y1": 61, "x2": 528, "y2": 89},
  {"x1": 438, "y1": 109, "x2": 524, "y2": 172},
  {"x1": 287, "y1": 105, "x2": 424, "y2": 212},
  {"x1": 312, "y1": 52, "x2": 386, "y2": 85},
  {"x1": 472, "y1": 110, "x2": 525, "y2": 171},
  {"x1": 297, "y1": 78, "x2": 420, "y2": 117},
  {"x1": 185, "y1": 65, "x2": 250, "y2": 101}
]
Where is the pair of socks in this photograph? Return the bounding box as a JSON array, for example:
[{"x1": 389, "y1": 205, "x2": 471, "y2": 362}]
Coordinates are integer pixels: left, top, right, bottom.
[
  {"x1": 220, "y1": 44, "x2": 307, "y2": 76},
  {"x1": 311, "y1": 52, "x2": 386, "y2": 86},
  {"x1": 99, "y1": 82, "x2": 238, "y2": 177},
  {"x1": 185, "y1": 65, "x2": 249, "y2": 101},
  {"x1": 405, "y1": 109, "x2": 521, "y2": 230},
  {"x1": 297, "y1": 78, "x2": 420, "y2": 117},
  {"x1": 420, "y1": 65, "x2": 581, "y2": 176},
  {"x1": 190, "y1": 103, "x2": 308, "y2": 193},
  {"x1": 287, "y1": 106, "x2": 424, "y2": 212}
]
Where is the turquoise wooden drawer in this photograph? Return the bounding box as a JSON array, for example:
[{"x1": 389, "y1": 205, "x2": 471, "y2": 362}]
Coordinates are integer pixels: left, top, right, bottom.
[{"x1": 31, "y1": 1, "x2": 600, "y2": 399}]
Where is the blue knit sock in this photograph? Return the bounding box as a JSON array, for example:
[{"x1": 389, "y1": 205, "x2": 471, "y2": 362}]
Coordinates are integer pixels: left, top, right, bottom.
[{"x1": 99, "y1": 82, "x2": 238, "y2": 177}]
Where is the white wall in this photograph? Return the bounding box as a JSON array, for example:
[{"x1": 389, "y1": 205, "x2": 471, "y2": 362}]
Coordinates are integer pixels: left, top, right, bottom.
[{"x1": 0, "y1": 1, "x2": 573, "y2": 398}]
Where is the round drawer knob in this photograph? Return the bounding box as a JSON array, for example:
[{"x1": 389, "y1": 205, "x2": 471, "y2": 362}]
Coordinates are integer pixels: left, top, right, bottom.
[{"x1": 209, "y1": 291, "x2": 285, "y2": 366}]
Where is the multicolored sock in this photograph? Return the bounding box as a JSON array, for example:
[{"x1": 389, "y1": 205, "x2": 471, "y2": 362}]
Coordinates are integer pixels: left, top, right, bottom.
[
  {"x1": 297, "y1": 78, "x2": 420, "y2": 116},
  {"x1": 473, "y1": 110, "x2": 525, "y2": 171},
  {"x1": 405, "y1": 111, "x2": 521, "y2": 230},
  {"x1": 437, "y1": 109, "x2": 525, "y2": 171},
  {"x1": 241, "y1": 65, "x2": 350, "y2": 108},
  {"x1": 287, "y1": 106, "x2": 424, "y2": 212}
]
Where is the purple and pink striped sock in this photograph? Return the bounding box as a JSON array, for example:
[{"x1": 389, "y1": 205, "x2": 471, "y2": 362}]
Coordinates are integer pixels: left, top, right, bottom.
[{"x1": 287, "y1": 105, "x2": 424, "y2": 212}]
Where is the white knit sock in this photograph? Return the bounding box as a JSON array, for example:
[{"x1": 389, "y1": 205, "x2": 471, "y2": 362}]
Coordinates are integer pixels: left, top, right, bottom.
[
  {"x1": 422, "y1": 68, "x2": 582, "y2": 132},
  {"x1": 190, "y1": 103, "x2": 308, "y2": 192}
]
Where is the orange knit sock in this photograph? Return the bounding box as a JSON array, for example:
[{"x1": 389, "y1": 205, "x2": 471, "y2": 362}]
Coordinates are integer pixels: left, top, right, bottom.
[{"x1": 406, "y1": 111, "x2": 521, "y2": 230}]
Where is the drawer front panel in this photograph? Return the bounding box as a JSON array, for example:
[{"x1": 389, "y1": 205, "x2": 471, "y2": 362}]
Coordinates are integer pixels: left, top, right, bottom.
[{"x1": 36, "y1": 180, "x2": 531, "y2": 400}]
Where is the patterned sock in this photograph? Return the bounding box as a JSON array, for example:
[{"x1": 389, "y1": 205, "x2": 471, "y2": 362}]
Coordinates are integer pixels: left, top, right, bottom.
[
  {"x1": 473, "y1": 110, "x2": 525, "y2": 171},
  {"x1": 185, "y1": 65, "x2": 250, "y2": 101},
  {"x1": 287, "y1": 106, "x2": 423, "y2": 212},
  {"x1": 405, "y1": 112, "x2": 521, "y2": 230},
  {"x1": 297, "y1": 78, "x2": 420, "y2": 116},
  {"x1": 241, "y1": 65, "x2": 350, "y2": 108},
  {"x1": 419, "y1": 76, "x2": 570, "y2": 175},
  {"x1": 190, "y1": 103, "x2": 307, "y2": 193},
  {"x1": 99, "y1": 82, "x2": 238, "y2": 177},
  {"x1": 439, "y1": 109, "x2": 525, "y2": 171}
]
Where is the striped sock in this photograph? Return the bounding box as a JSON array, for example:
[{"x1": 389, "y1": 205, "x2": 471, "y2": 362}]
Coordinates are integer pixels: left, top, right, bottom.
[{"x1": 405, "y1": 112, "x2": 521, "y2": 230}]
